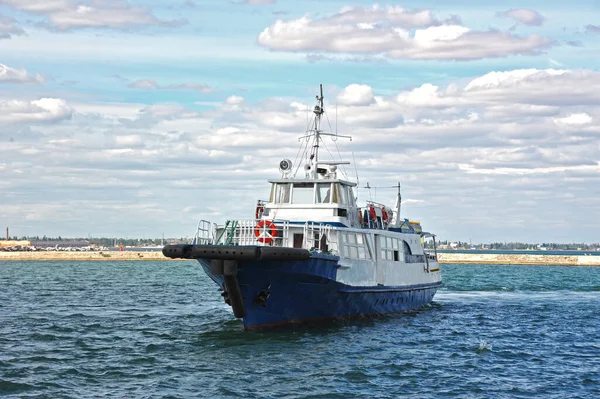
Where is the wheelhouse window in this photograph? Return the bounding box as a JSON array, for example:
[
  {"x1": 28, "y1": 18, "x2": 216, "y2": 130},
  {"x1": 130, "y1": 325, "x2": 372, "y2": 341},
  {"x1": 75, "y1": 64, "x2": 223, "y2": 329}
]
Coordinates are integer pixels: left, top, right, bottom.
[
  {"x1": 332, "y1": 183, "x2": 348, "y2": 205},
  {"x1": 347, "y1": 186, "x2": 355, "y2": 204},
  {"x1": 274, "y1": 183, "x2": 291, "y2": 203},
  {"x1": 316, "y1": 183, "x2": 331, "y2": 203},
  {"x1": 291, "y1": 183, "x2": 314, "y2": 204}
]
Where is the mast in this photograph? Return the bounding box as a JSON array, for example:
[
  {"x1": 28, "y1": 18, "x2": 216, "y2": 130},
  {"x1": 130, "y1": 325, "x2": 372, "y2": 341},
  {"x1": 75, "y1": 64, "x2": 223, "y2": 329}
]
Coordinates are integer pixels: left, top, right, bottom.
[
  {"x1": 312, "y1": 84, "x2": 324, "y2": 170},
  {"x1": 299, "y1": 84, "x2": 351, "y2": 179}
]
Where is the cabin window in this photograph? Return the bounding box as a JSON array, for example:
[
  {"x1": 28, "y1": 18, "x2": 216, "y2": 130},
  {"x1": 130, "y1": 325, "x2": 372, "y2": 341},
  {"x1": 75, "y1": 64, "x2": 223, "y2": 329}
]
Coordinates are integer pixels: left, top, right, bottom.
[
  {"x1": 339, "y1": 184, "x2": 348, "y2": 204},
  {"x1": 403, "y1": 240, "x2": 412, "y2": 255},
  {"x1": 316, "y1": 183, "x2": 331, "y2": 203},
  {"x1": 275, "y1": 183, "x2": 290, "y2": 203},
  {"x1": 291, "y1": 183, "x2": 314, "y2": 204},
  {"x1": 358, "y1": 246, "x2": 366, "y2": 259},
  {"x1": 348, "y1": 233, "x2": 356, "y2": 245},
  {"x1": 332, "y1": 183, "x2": 339, "y2": 203},
  {"x1": 335, "y1": 209, "x2": 348, "y2": 217},
  {"x1": 379, "y1": 236, "x2": 401, "y2": 262},
  {"x1": 347, "y1": 187, "x2": 355, "y2": 204},
  {"x1": 332, "y1": 183, "x2": 348, "y2": 205},
  {"x1": 340, "y1": 232, "x2": 370, "y2": 260}
]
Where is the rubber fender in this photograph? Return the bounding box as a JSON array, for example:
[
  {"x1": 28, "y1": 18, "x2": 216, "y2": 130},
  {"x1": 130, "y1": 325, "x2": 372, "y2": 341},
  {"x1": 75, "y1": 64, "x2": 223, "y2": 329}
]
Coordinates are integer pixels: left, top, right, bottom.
[
  {"x1": 162, "y1": 244, "x2": 193, "y2": 258},
  {"x1": 223, "y1": 275, "x2": 247, "y2": 318},
  {"x1": 189, "y1": 245, "x2": 260, "y2": 260},
  {"x1": 210, "y1": 259, "x2": 224, "y2": 276},
  {"x1": 259, "y1": 247, "x2": 312, "y2": 261},
  {"x1": 223, "y1": 259, "x2": 238, "y2": 276}
]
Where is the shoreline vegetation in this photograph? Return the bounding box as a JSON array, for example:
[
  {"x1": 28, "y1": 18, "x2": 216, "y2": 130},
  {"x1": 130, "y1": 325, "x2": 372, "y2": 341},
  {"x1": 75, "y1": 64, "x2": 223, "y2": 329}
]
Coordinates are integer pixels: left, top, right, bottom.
[{"x1": 0, "y1": 250, "x2": 598, "y2": 266}]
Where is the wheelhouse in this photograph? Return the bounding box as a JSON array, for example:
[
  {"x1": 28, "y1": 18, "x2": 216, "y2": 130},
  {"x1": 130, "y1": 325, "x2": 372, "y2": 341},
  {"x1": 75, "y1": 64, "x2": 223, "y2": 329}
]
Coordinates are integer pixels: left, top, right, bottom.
[{"x1": 262, "y1": 179, "x2": 360, "y2": 227}]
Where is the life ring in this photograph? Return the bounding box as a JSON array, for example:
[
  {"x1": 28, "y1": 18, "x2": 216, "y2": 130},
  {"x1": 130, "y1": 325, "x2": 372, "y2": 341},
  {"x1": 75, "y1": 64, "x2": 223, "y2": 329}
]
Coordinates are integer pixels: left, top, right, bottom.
[
  {"x1": 254, "y1": 220, "x2": 277, "y2": 243},
  {"x1": 368, "y1": 204, "x2": 376, "y2": 220},
  {"x1": 381, "y1": 208, "x2": 389, "y2": 222}
]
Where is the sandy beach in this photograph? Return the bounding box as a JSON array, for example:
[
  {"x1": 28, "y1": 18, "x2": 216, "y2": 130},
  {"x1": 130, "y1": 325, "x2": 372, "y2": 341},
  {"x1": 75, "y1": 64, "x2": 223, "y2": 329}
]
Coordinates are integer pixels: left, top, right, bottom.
[{"x1": 1, "y1": 250, "x2": 599, "y2": 266}]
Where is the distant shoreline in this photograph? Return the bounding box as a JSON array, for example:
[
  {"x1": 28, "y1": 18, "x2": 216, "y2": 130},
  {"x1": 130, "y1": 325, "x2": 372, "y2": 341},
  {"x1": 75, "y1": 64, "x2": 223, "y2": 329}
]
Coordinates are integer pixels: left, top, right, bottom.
[
  {"x1": 1, "y1": 251, "x2": 599, "y2": 266},
  {"x1": 0, "y1": 251, "x2": 175, "y2": 261}
]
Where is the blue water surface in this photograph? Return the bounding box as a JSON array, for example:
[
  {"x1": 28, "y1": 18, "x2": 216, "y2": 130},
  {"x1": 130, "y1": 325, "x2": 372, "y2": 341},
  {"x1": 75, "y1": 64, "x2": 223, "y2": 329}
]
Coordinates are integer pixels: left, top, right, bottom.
[{"x1": 0, "y1": 261, "x2": 599, "y2": 398}]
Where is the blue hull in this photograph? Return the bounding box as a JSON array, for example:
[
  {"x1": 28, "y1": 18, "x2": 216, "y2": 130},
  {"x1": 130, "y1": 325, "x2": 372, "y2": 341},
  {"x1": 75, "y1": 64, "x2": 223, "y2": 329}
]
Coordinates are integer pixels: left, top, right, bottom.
[{"x1": 198, "y1": 254, "x2": 441, "y2": 330}]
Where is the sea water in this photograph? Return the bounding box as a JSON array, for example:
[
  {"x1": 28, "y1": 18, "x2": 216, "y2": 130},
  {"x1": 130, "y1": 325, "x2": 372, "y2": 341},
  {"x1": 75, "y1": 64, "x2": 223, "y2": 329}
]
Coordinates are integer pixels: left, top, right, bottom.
[{"x1": 1, "y1": 261, "x2": 599, "y2": 398}]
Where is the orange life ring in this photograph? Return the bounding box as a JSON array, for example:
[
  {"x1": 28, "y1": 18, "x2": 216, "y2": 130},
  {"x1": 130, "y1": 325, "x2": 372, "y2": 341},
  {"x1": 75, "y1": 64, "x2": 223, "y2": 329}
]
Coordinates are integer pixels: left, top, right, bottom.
[
  {"x1": 382, "y1": 208, "x2": 388, "y2": 222},
  {"x1": 368, "y1": 204, "x2": 376, "y2": 220},
  {"x1": 254, "y1": 220, "x2": 277, "y2": 243}
]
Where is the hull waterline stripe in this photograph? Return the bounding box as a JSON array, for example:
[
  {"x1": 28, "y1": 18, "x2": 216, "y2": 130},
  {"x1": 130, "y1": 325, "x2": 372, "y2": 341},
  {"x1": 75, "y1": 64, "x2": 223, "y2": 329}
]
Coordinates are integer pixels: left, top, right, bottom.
[{"x1": 339, "y1": 281, "x2": 442, "y2": 294}]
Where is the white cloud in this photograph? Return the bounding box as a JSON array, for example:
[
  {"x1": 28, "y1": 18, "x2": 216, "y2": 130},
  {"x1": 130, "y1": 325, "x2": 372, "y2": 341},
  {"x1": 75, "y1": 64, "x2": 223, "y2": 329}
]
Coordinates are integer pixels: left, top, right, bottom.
[
  {"x1": 458, "y1": 162, "x2": 599, "y2": 175},
  {"x1": 243, "y1": 0, "x2": 276, "y2": 4},
  {"x1": 553, "y1": 113, "x2": 593, "y2": 126},
  {"x1": 0, "y1": 0, "x2": 70, "y2": 13},
  {"x1": 329, "y1": 5, "x2": 438, "y2": 29},
  {"x1": 463, "y1": 69, "x2": 600, "y2": 106},
  {"x1": 0, "y1": 98, "x2": 73, "y2": 124},
  {"x1": 127, "y1": 79, "x2": 213, "y2": 93},
  {"x1": 0, "y1": 0, "x2": 187, "y2": 31},
  {"x1": 337, "y1": 84, "x2": 375, "y2": 106},
  {"x1": 2, "y1": 68, "x2": 600, "y2": 242},
  {"x1": 0, "y1": 63, "x2": 45, "y2": 84},
  {"x1": 497, "y1": 9, "x2": 546, "y2": 26},
  {"x1": 113, "y1": 134, "x2": 145, "y2": 148},
  {"x1": 0, "y1": 14, "x2": 25, "y2": 39},
  {"x1": 257, "y1": 5, "x2": 553, "y2": 60},
  {"x1": 225, "y1": 95, "x2": 245, "y2": 105},
  {"x1": 464, "y1": 69, "x2": 567, "y2": 91}
]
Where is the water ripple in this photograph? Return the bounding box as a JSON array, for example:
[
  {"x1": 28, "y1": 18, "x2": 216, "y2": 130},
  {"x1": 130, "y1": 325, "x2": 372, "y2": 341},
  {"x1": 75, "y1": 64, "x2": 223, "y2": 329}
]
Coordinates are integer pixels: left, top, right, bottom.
[{"x1": 1, "y1": 262, "x2": 599, "y2": 398}]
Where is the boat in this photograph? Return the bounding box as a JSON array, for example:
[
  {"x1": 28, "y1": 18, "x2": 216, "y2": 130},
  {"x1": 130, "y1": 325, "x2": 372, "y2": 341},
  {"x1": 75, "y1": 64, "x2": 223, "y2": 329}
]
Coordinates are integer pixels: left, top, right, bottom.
[{"x1": 163, "y1": 85, "x2": 442, "y2": 330}]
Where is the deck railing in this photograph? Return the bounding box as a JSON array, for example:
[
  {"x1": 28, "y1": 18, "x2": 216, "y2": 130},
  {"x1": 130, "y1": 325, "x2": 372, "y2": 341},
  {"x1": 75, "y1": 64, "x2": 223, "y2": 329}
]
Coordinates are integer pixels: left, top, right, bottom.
[
  {"x1": 303, "y1": 222, "x2": 337, "y2": 253},
  {"x1": 214, "y1": 219, "x2": 291, "y2": 247},
  {"x1": 189, "y1": 219, "x2": 338, "y2": 254},
  {"x1": 192, "y1": 220, "x2": 215, "y2": 245}
]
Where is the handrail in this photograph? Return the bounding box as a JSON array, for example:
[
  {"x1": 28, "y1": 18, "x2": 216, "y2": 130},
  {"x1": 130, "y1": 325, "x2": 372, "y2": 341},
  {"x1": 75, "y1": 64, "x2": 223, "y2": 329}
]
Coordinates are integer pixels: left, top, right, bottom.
[{"x1": 193, "y1": 220, "x2": 214, "y2": 245}]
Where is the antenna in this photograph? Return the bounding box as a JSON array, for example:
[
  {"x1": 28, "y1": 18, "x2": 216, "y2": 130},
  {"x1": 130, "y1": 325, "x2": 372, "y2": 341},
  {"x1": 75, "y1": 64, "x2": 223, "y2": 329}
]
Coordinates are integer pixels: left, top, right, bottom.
[
  {"x1": 319, "y1": 84, "x2": 324, "y2": 111},
  {"x1": 352, "y1": 152, "x2": 359, "y2": 186},
  {"x1": 335, "y1": 102, "x2": 338, "y2": 136}
]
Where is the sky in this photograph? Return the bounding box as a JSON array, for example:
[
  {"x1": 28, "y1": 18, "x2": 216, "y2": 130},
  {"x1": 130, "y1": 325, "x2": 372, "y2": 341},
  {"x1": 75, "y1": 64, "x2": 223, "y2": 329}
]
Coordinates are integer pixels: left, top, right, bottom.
[{"x1": 1, "y1": 0, "x2": 599, "y2": 243}]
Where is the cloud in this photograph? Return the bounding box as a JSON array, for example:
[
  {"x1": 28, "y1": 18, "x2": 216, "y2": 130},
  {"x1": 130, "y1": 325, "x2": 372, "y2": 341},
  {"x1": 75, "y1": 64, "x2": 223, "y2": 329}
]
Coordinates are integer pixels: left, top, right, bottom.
[
  {"x1": 258, "y1": 6, "x2": 553, "y2": 60},
  {"x1": 462, "y1": 69, "x2": 600, "y2": 106},
  {"x1": 127, "y1": 79, "x2": 213, "y2": 93},
  {"x1": 0, "y1": 64, "x2": 45, "y2": 84},
  {"x1": 553, "y1": 113, "x2": 593, "y2": 126},
  {"x1": 586, "y1": 25, "x2": 600, "y2": 34},
  {"x1": 0, "y1": 0, "x2": 187, "y2": 31},
  {"x1": 337, "y1": 84, "x2": 375, "y2": 106},
  {"x1": 0, "y1": 98, "x2": 73, "y2": 124},
  {"x1": 243, "y1": 0, "x2": 276, "y2": 4},
  {"x1": 2, "y1": 68, "x2": 600, "y2": 242},
  {"x1": 225, "y1": 95, "x2": 245, "y2": 105},
  {"x1": 0, "y1": 14, "x2": 25, "y2": 39},
  {"x1": 497, "y1": 9, "x2": 545, "y2": 26}
]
